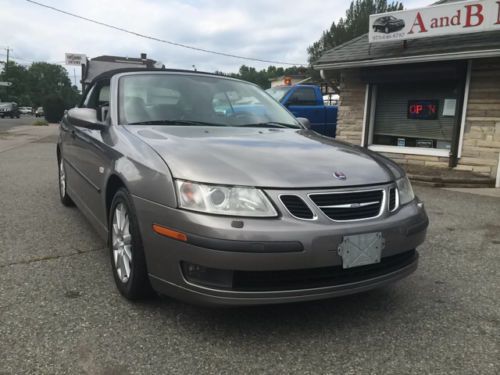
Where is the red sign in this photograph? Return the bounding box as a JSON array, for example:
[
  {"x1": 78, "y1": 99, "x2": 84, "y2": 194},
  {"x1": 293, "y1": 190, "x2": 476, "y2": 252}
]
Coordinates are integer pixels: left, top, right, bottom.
[{"x1": 408, "y1": 100, "x2": 439, "y2": 120}]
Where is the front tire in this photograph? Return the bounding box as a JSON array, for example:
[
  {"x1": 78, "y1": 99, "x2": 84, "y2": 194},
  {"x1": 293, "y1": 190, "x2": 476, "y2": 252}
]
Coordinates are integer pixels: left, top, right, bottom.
[
  {"x1": 385, "y1": 26, "x2": 390, "y2": 33},
  {"x1": 109, "y1": 188, "x2": 154, "y2": 300},
  {"x1": 58, "y1": 157, "x2": 74, "y2": 206}
]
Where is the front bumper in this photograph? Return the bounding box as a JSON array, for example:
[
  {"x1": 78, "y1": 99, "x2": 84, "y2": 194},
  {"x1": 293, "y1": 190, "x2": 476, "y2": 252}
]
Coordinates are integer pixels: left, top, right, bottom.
[{"x1": 133, "y1": 192, "x2": 428, "y2": 306}]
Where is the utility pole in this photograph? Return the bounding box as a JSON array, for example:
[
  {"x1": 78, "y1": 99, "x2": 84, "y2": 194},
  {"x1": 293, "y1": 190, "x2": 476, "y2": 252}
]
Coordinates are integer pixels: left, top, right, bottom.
[
  {"x1": 5, "y1": 47, "x2": 11, "y2": 100},
  {"x1": 5, "y1": 47, "x2": 9, "y2": 73}
]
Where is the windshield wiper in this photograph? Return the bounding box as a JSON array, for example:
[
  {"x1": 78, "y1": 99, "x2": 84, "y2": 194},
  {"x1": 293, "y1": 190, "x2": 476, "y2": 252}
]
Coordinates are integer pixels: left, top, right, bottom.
[
  {"x1": 127, "y1": 120, "x2": 227, "y2": 126},
  {"x1": 239, "y1": 122, "x2": 299, "y2": 129}
]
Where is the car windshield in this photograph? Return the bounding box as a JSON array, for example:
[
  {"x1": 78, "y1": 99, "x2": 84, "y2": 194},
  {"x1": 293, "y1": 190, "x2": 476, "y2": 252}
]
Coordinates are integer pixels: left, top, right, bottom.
[
  {"x1": 119, "y1": 74, "x2": 300, "y2": 128},
  {"x1": 265, "y1": 86, "x2": 292, "y2": 102}
]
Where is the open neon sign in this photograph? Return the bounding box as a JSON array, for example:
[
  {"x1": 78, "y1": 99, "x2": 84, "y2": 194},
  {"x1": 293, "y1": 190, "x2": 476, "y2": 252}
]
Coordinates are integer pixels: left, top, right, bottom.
[{"x1": 408, "y1": 100, "x2": 439, "y2": 120}]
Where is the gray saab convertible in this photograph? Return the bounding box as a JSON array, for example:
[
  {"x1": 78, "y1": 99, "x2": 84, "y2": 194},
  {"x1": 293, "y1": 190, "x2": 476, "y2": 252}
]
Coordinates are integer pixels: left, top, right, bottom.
[{"x1": 57, "y1": 69, "x2": 428, "y2": 305}]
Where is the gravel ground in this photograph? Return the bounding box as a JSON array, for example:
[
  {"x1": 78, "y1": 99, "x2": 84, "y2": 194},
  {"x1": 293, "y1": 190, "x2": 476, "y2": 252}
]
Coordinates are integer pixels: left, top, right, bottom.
[{"x1": 0, "y1": 137, "x2": 498, "y2": 374}]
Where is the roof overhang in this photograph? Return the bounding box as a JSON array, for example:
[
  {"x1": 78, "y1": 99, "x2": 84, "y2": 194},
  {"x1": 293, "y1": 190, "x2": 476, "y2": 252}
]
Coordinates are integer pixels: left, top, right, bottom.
[{"x1": 314, "y1": 48, "x2": 500, "y2": 71}]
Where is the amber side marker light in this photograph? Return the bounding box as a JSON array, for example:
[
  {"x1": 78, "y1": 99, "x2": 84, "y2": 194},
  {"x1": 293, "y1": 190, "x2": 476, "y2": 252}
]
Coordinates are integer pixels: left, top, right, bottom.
[{"x1": 152, "y1": 224, "x2": 188, "y2": 242}]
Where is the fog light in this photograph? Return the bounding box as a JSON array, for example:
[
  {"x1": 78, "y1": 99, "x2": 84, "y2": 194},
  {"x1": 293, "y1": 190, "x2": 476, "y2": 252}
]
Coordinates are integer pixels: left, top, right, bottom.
[{"x1": 181, "y1": 262, "x2": 233, "y2": 289}]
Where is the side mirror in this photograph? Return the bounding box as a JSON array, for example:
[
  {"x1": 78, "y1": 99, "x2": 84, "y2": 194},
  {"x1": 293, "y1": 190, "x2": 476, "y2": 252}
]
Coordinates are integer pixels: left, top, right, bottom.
[
  {"x1": 296, "y1": 117, "x2": 311, "y2": 129},
  {"x1": 67, "y1": 108, "x2": 107, "y2": 130}
]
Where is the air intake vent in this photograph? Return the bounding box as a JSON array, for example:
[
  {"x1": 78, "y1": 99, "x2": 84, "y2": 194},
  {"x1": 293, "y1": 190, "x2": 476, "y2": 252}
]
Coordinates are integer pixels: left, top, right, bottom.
[
  {"x1": 389, "y1": 188, "x2": 397, "y2": 211},
  {"x1": 310, "y1": 190, "x2": 384, "y2": 221},
  {"x1": 280, "y1": 195, "x2": 314, "y2": 219}
]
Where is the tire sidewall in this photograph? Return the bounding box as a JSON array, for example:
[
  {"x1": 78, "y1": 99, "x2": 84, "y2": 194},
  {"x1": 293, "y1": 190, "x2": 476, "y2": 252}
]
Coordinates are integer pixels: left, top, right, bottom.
[
  {"x1": 58, "y1": 158, "x2": 66, "y2": 200},
  {"x1": 58, "y1": 157, "x2": 74, "y2": 206},
  {"x1": 108, "y1": 188, "x2": 151, "y2": 299}
]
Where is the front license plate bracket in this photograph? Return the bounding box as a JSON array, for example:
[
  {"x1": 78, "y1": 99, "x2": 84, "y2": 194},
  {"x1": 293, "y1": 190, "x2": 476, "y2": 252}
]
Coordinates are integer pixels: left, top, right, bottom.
[{"x1": 337, "y1": 232, "x2": 385, "y2": 269}]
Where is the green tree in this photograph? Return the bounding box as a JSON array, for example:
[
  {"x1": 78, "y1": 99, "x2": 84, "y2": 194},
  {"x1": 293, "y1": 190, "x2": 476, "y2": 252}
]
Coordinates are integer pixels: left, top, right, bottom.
[
  {"x1": 229, "y1": 65, "x2": 307, "y2": 89},
  {"x1": 28, "y1": 62, "x2": 80, "y2": 108},
  {"x1": 0, "y1": 61, "x2": 30, "y2": 104},
  {"x1": 43, "y1": 94, "x2": 66, "y2": 122},
  {"x1": 307, "y1": 0, "x2": 404, "y2": 64},
  {"x1": 0, "y1": 61, "x2": 80, "y2": 108}
]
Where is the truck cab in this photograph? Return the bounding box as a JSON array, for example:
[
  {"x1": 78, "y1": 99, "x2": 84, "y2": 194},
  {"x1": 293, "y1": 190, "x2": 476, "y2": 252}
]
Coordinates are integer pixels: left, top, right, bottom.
[
  {"x1": 266, "y1": 84, "x2": 337, "y2": 137},
  {"x1": 0, "y1": 102, "x2": 20, "y2": 119}
]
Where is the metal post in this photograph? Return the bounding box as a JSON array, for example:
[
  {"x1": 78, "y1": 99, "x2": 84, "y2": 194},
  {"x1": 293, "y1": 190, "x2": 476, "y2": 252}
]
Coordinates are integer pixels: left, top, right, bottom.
[
  {"x1": 449, "y1": 62, "x2": 468, "y2": 168},
  {"x1": 5, "y1": 47, "x2": 10, "y2": 100}
]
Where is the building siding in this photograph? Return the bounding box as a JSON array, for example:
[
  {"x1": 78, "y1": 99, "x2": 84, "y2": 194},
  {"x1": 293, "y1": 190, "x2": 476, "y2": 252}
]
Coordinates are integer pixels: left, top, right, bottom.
[
  {"x1": 458, "y1": 58, "x2": 500, "y2": 177},
  {"x1": 336, "y1": 70, "x2": 365, "y2": 145}
]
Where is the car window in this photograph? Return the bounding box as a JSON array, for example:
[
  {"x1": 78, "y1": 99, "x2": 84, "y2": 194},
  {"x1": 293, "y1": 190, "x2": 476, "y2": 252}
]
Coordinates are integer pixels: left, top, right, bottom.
[
  {"x1": 82, "y1": 85, "x2": 96, "y2": 108},
  {"x1": 288, "y1": 88, "x2": 317, "y2": 106},
  {"x1": 98, "y1": 86, "x2": 110, "y2": 103},
  {"x1": 266, "y1": 87, "x2": 291, "y2": 102},
  {"x1": 118, "y1": 74, "x2": 301, "y2": 128},
  {"x1": 83, "y1": 82, "x2": 110, "y2": 109},
  {"x1": 212, "y1": 92, "x2": 233, "y2": 114}
]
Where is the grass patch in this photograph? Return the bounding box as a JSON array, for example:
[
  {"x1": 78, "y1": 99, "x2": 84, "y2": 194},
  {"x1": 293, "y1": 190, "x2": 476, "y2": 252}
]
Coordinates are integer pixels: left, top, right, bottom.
[{"x1": 33, "y1": 119, "x2": 49, "y2": 126}]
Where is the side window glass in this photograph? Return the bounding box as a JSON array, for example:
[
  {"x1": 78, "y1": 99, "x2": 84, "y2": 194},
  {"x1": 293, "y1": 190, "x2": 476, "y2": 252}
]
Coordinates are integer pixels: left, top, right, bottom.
[
  {"x1": 82, "y1": 85, "x2": 96, "y2": 108},
  {"x1": 98, "y1": 86, "x2": 110, "y2": 104},
  {"x1": 289, "y1": 88, "x2": 317, "y2": 106}
]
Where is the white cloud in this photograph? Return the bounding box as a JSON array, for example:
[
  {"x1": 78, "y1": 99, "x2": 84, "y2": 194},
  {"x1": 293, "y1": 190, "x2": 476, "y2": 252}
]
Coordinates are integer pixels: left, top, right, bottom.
[{"x1": 0, "y1": 0, "x2": 433, "y2": 76}]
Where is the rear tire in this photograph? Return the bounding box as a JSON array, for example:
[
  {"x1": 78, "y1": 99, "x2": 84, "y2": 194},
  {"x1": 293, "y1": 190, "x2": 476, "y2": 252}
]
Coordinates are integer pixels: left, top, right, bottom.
[{"x1": 109, "y1": 188, "x2": 154, "y2": 300}]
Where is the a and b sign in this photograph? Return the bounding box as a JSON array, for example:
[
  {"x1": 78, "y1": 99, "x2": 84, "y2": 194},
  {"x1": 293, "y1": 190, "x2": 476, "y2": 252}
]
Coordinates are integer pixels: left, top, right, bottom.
[{"x1": 369, "y1": 0, "x2": 500, "y2": 43}]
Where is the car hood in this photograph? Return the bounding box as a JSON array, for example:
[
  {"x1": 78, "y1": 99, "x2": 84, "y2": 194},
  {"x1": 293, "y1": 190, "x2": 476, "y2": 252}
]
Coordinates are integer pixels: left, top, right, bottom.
[{"x1": 125, "y1": 126, "x2": 397, "y2": 188}]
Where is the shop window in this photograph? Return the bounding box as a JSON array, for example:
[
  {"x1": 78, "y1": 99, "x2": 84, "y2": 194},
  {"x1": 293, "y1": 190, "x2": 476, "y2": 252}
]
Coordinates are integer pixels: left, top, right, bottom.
[{"x1": 372, "y1": 82, "x2": 458, "y2": 150}]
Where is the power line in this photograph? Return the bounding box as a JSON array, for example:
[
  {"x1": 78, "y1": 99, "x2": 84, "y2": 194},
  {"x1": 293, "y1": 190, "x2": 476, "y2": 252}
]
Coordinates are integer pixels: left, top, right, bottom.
[
  {"x1": 25, "y1": 0, "x2": 305, "y2": 66},
  {"x1": 0, "y1": 52, "x2": 65, "y2": 65}
]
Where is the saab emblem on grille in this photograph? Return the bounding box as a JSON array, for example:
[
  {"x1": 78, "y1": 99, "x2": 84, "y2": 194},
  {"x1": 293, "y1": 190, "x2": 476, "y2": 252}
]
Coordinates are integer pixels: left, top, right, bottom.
[{"x1": 333, "y1": 171, "x2": 347, "y2": 180}]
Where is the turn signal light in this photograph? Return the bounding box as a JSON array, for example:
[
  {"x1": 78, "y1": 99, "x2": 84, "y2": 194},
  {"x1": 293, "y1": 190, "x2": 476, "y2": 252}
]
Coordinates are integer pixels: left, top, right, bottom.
[{"x1": 152, "y1": 224, "x2": 187, "y2": 242}]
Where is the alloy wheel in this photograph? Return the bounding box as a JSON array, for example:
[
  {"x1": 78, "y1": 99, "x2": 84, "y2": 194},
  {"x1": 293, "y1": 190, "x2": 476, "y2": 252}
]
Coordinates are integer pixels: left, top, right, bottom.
[{"x1": 112, "y1": 203, "x2": 133, "y2": 283}]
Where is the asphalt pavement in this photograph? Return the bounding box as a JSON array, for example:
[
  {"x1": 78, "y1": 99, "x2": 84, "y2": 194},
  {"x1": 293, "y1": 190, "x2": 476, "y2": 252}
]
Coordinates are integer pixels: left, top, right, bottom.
[
  {"x1": 0, "y1": 128, "x2": 499, "y2": 374},
  {"x1": 0, "y1": 116, "x2": 38, "y2": 132}
]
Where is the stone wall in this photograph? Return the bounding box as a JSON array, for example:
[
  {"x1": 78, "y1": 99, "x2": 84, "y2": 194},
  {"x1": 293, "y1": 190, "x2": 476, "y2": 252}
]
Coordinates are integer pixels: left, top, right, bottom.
[
  {"x1": 457, "y1": 58, "x2": 500, "y2": 177},
  {"x1": 336, "y1": 70, "x2": 365, "y2": 145}
]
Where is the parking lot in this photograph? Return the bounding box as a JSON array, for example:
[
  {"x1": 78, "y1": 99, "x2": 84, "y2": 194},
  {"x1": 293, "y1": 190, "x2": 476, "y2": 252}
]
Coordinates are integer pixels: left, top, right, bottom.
[{"x1": 0, "y1": 120, "x2": 499, "y2": 374}]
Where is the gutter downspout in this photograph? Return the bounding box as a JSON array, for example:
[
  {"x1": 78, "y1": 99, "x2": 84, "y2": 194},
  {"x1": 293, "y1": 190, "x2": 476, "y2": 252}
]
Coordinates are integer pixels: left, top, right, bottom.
[{"x1": 496, "y1": 153, "x2": 500, "y2": 188}]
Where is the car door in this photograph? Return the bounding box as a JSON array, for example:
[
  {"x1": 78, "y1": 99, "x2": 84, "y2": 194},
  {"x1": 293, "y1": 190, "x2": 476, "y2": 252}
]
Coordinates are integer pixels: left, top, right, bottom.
[
  {"x1": 66, "y1": 81, "x2": 112, "y2": 227},
  {"x1": 287, "y1": 87, "x2": 324, "y2": 130}
]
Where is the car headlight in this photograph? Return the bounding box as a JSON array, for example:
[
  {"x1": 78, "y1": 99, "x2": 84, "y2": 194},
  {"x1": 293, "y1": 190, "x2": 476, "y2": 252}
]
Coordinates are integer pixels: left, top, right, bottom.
[
  {"x1": 396, "y1": 176, "x2": 415, "y2": 205},
  {"x1": 175, "y1": 180, "x2": 277, "y2": 217}
]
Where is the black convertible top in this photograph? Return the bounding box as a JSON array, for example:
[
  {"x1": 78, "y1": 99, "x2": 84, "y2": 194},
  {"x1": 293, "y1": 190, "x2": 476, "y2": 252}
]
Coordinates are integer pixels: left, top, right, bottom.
[{"x1": 82, "y1": 67, "x2": 230, "y2": 101}]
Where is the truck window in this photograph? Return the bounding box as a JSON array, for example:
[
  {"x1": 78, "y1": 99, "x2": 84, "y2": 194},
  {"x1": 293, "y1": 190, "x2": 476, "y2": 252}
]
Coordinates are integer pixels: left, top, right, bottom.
[
  {"x1": 266, "y1": 87, "x2": 291, "y2": 101},
  {"x1": 288, "y1": 88, "x2": 317, "y2": 106}
]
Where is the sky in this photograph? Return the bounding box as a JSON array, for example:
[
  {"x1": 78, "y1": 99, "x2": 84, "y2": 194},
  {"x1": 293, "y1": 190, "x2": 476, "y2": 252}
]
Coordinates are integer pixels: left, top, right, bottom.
[{"x1": 0, "y1": 0, "x2": 431, "y2": 80}]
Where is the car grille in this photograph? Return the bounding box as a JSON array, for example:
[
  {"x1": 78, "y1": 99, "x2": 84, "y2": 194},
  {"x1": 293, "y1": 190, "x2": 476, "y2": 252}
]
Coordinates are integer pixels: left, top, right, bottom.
[
  {"x1": 279, "y1": 195, "x2": 314, "y2": 219},
  {"x1": 309, "y1": 189, "x2": 384, "y2": 221},
  {"x1": 232, "y1": 250, "x2": 417, "y2": 291}
]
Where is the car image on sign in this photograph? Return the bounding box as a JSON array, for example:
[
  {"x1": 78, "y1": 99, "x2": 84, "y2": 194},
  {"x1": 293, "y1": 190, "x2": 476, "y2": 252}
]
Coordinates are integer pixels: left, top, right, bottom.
[{"x1": 372, "y1": 16, "x2": 405, "y2": 33}]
